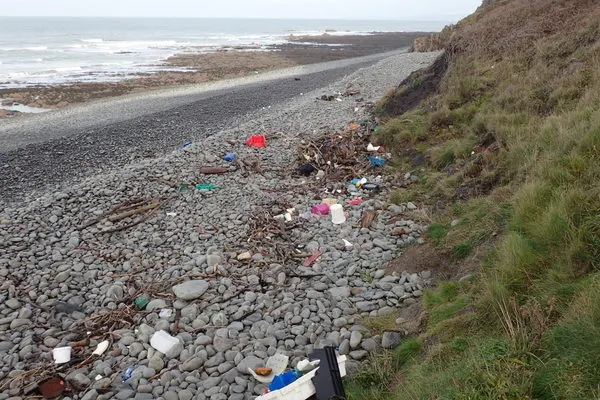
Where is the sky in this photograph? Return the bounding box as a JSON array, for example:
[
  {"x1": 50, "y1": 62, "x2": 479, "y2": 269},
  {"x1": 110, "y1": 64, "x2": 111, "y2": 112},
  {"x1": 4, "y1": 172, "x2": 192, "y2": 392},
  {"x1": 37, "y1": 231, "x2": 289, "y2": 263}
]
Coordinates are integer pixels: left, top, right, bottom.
[{"x1": 2, "y1": 0, "x2": 482, "y2": 20}]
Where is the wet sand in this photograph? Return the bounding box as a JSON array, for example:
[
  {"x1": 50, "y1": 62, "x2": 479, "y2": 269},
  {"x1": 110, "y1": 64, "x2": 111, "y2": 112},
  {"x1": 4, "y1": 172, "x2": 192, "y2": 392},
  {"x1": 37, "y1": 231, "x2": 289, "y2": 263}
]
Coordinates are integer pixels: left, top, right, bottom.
[{"x1": 0, "y1": 32, "x2": 425, "y2": 118}]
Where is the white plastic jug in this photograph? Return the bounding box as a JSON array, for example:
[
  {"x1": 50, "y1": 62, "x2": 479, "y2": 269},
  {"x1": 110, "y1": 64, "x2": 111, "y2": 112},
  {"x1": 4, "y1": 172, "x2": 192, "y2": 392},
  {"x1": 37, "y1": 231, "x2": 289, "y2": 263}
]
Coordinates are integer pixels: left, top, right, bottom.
[{"x1": 150, "y1": 330, "x2": 180, "y2": 355}]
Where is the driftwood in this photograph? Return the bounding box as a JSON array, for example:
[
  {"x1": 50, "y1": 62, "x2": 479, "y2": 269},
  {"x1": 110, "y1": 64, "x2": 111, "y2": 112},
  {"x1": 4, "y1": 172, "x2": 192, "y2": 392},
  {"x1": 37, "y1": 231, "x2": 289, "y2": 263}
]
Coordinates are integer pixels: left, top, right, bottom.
[
  {"x1": 79, "y1": 197, "x2": 166, "y2": 234},
  {"x1": 360, "y1": 210, "x2": 378, "y2": 229},
  {"x1": 199, "y1": 167, "x2": 230, "y2": 175},
  {"x1": 107, "y1": 202, "x2": 160, "y2": 222},
  {"x1": 296, "y1": 123, "x2": 376, "y2": 182},
  {"x1": 78, "y1": 198, "x2": 146, "y2": 229}
]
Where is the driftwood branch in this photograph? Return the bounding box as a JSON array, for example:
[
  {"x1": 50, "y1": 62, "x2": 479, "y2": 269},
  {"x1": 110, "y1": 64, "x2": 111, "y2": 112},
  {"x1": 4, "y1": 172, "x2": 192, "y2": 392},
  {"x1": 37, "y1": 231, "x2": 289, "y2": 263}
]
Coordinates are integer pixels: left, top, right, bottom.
[{"x1": 107, "y1": 202, "x2": 160, "y2": 222}]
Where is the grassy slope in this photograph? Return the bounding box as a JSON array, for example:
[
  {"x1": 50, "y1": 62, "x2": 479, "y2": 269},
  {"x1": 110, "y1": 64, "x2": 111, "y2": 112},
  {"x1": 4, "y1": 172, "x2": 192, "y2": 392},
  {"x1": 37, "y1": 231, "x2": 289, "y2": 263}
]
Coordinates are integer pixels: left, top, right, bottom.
[{"x1": 348, "y1": 1, "x2": 600, "y2": 398}]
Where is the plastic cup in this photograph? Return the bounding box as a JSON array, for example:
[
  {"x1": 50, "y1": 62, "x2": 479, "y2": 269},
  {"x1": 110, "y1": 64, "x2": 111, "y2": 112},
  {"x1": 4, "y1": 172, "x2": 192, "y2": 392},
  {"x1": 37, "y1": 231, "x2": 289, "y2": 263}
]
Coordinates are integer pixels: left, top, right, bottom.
[
  {"x1": 52, "y1": 346, "x2": 72, "y2": 364},
  {"x1": 330, "y1": 204, "x2": 346, "y2": 224}
]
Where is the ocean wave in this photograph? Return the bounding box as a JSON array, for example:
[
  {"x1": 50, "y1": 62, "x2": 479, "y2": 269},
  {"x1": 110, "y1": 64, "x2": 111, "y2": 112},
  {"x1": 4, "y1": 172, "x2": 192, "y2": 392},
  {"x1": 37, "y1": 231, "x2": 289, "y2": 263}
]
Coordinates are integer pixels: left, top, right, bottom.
[{"x1": 24, "y1": 46, "x2": 49, "y2": 51}]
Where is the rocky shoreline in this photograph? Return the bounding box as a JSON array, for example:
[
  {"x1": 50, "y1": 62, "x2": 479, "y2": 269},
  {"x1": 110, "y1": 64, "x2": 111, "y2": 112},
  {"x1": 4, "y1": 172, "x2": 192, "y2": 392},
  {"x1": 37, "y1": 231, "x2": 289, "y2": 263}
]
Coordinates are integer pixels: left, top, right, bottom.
[
  {"x1": 0, "y1": 51, "x2": 441, "y2": 400},
  {"x1": 0, "y1": 33, "x2": 424, "y2": 120}
]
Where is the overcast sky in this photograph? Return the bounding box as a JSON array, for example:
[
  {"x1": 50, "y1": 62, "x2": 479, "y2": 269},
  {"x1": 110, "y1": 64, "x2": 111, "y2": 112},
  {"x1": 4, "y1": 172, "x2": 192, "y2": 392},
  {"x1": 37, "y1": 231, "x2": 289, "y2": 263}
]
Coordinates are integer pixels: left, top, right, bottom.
[{"x1": 2, "y1": 0, "x2": 482, "y2": 20}]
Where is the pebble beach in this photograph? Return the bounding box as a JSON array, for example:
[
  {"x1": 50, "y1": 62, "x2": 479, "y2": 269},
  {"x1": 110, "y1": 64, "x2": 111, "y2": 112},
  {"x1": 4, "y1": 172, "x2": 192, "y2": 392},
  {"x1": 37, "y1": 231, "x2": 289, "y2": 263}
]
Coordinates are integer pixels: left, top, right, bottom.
[{"x1": 0, "y1": 50, "x2": 441, "y2": 400}]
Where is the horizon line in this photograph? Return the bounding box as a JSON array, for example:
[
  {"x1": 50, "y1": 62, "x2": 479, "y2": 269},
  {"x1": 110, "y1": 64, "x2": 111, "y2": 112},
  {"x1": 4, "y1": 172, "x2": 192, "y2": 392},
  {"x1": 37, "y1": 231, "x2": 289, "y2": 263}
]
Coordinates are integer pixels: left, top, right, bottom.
[{"x1": 0, "y1": 15, "x2": 461, "y2": 22}]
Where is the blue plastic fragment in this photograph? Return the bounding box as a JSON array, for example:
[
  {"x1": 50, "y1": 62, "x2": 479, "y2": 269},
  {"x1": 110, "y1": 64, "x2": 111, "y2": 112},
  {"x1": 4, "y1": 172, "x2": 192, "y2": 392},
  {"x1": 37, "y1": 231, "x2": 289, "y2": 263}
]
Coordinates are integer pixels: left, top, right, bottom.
[
  {"x1": 268, "y1": 370, "x2": 298, "y2": 391},
  {"x1": 369, "y1": 156, "x2": 386, "y2": 168},
  {"x1": 224, "y1": 153, "x2": 236, "y2": 162},
  {"x1": 122, "y1": 367, "x2": 134, "y2": 382},
  {"x1": 351, "y1": 178, "x2": 361, "y2": 185},
  {"x1": 183, "y1": 141, "x2": 192, "y2": 148}
]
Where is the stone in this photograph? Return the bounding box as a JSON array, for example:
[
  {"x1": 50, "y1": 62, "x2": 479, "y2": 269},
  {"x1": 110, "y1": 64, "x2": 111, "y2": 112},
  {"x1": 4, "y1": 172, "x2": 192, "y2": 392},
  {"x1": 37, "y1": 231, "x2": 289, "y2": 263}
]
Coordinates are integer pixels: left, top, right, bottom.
[
  {"x1": 146, "y1": 299, "x2": 168, "y2": 311},
  {"x1": 361, "y1": 338, "x2": 379, "y2": 352},
  {"x1": 178, "y1": 389, "x2": 194, "y2": 400},
  {"x1": 5, "y1": 299, "x2": 20, "y2": 309},
  {"x1": 349, "y1": 331, "x2": 362, "y2": 349},
  {"x1": 237, "y1": 355, "x2": 263, "y2": 374},
  {"x1": 81, "y1": 389, "x2": 99, "y2": 400},
  {"x1": 372, "y1": 239, "x2": 393, "y2": 251},
  {"x1": 391, "y1": 227, "x2": 410, "y2": 236},
  {"x1": 55, "y1": 270, "x2": 70, "y2": 283},
  {"x1": 116, "y1": 389, "x2": 135, "y2": 399},
  {"x1": 10, "y1": 319, "x2": 30, "y2": 329},
  {"x1": 206, "y1": 254, "x2": 221, "y2": 266},
  {"x1": 339, "y1": 339, "x2": 350, "y2": 355},
  {"x1": 172, "y1": 280, "x2": 210, "y2": 300},
  {"x1": 182, "y1": 356, "x2": 204, "y2": 371},
  {"x1": 381, "y1": 332, "x2": 402, "y2": 349},
  {"x1": 237, "y1": 252, "x2": 252, "y2": 261},
  {"x1": 211, "y1": 312, "x2": 228, "y2": 327},
  {"x1": 106, "y1": 284, "x2": 124, "y2": 301},
  {"x1": 67, "y1": 373, "x2": 91, "y2": 390},
  {"x1": 349, "y1": 350, "x2": 368, "y2": 360},
  {"x1": 328, "y1": 286, "x2": 350, "y2": 301},
  {"x1": 195, "y1": 335, "x2": 212, "y2": 345}
]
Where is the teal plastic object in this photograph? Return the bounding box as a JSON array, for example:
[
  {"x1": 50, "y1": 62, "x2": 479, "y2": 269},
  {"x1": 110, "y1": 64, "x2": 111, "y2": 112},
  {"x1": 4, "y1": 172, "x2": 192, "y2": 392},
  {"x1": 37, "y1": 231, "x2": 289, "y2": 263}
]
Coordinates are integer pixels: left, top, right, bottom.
[{"x1": 196, "y1": 183, "x2": 217, "y2": 190}]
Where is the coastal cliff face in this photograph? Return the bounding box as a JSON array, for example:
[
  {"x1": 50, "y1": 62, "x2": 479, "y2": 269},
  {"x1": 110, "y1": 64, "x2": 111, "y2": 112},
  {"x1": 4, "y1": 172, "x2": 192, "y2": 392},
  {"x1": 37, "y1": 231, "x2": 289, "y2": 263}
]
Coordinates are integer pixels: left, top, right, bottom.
[
  {"x1": 347, "y1": 0, "x2": 600, "y2": 398},
  {"x1": 411, "y1": 0, "x2": 500, "y2": 52}
]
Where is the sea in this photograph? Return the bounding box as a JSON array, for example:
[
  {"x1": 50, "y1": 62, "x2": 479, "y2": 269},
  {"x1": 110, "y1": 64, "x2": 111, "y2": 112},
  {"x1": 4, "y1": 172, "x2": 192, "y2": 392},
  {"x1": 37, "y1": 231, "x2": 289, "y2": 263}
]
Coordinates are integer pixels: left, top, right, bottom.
[{"x1": 0, "y1": 17, "x2": 449, "y2": 89}]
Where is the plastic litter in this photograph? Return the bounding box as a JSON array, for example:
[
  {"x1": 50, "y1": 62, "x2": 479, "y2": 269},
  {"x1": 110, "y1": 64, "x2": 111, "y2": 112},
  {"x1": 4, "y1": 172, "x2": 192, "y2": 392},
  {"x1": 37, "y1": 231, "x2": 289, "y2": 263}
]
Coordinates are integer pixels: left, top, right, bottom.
[
  {"x1": 369, "y1": 156, "x2": 386, "y2": 168},
  {"x1": 183, "y1": 141, "x2": 192, "y2": 148},
  {"x1": 248, "y1": 353, "x2": 290, "y2": 383},
  {"x1": 196, "y1": 183, "x2": 217, "y2": 191},
  {"x1": 52, "y1": 346, "x2": 71, "y2": 364},
  {"x1": 255, "y1": 355, "x2": 347, "y2": 400},
  {"x1": 269, "y1": 370, "x2": 299, "y2": 392},
  {"x1": 311, "y1": 204, "x2": 330, "y2": 215},
  {"x1": 310, "y1": 347, "x2": 346, "y2": 400},
  {"x1": 304, "y1": 250, "x2": 323, "y2": 267},
  {"x1": 224, "y1": 153, "x2": 236, "y2": 162},
  {"x1": 166, "y1": 212, "x2": 177, "y2": 217},
  {"x1": 297, "y1": 163, "x2": 317, "y2": 176},
  {"x1": 246, "y1": 135, "x2": 267, "y2": 148},
  {"x1": 367, "y1": 143, "x2": 381, "y2": 152},
  {"x1": 316, "y1": 170, "x2": 325, "y2": 180},
  {"x1": 342, "y1": 239, "x2": 353, "y2": 249},
  {"x1": 321, "y1": 198, "x2": 338, "y2": 206},
  {"x1": 38, "y1": 376, "x2": 66, "y2": 399},
  {"x1": 296, "y1": 359, "x2": 320, "y2": 374},
  {"x1": 134, "y1": 296, "x2": 150, "y2": 310},
  {"x1": 346, "y1": 198, "x2": 362, "y2": 206},
  {"x1": 150, "y1": 330, "x2": 180, "y2": 355},
  {"x1": 92, "y1": 340, "x2": 110, "y2": 356},
  {"x1": 352, "y1": 177, "x2": 368, "y2": 187},
  {"x1": 361, "y1": 183, "x2": 380, "y2": 191},
  {"x1": 330, "y1": 204, "x2": 346, "y2": 225},
  {"x1": 122, "y1": 367, "x2": 134, "y2": 382}
]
